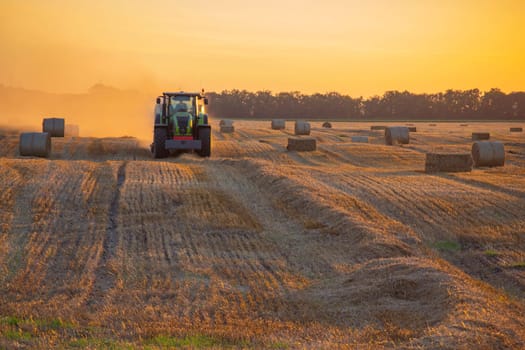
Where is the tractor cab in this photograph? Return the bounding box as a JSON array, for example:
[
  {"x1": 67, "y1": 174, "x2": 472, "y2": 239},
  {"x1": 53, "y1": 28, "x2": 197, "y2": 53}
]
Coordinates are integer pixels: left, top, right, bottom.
[{"x1": 152, "y1": 91, "x2": 211, "y2": 158}]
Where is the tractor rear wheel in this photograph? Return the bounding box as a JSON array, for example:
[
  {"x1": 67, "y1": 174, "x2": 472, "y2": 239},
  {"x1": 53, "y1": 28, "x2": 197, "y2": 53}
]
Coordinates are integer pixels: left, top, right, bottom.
[
  {"x1": 153, "y1": 127, "x2": 169, "y2": 158},
  {"x1": 198, "y1": 126, "x2": 211, "y2": 157}
]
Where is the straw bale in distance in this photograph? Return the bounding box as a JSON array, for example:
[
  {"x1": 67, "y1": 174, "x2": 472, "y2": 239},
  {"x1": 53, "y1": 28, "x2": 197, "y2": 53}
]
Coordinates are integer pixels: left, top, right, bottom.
[
  {"x1": 471, "y1": 141, "x2": 505, "y2": 167},
  {"x1": 271, "y1": 119, "x2": 285, "y2": 130},
  {"x1": 287, "y1": 137, "x2": 316, "y2": 151},
  {"x1": 294, "y1": 121, "x2": 311, "y2": 135},
  {"x1": 385, "y1": 126, "x2": 409, "y2": 145},
  {"x1": 425, "y1": 153, "x2": 473, "y2": 173},
  {"x1": 472, "y1": 132, "x2": 490, "y2": 141}
]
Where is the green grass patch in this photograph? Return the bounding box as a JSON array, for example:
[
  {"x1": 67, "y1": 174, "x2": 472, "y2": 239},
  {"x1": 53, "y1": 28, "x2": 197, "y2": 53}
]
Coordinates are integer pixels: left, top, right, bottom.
[
  {"x1": 270, "y1": 341, "x2": 290, "y2": 349},
  {"x1": 144, "y1": 334, "x2": 247, "y2": 349},
  {"x1": 432, "y1": 240, "x2": 461, "y2": 252},
  {"x1": 484, "y1": 249, "x2": 499, "y2": 257},
  {"x1": 1, "y1": 316, "x2": 23, "y2": 327},
  {"x1": 68, "y1": 337, "x2": 134, "y2": 349},
  {"x1": 510, "y1": 262, "x2": 525, "y2": 269},
  {"x1": 4, "y1": 329, "x2": 32, "y2": 341}
]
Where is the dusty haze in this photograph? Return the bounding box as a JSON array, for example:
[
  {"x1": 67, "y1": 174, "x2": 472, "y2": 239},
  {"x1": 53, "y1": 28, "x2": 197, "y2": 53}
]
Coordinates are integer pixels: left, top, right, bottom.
[{"x1": 0, "y1": 84, "x2": 154, "y2": 141}]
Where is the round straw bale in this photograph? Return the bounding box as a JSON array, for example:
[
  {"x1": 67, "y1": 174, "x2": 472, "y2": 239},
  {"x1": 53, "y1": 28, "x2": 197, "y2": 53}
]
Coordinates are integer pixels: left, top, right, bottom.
[
  {"x1": 322, "y1": 122, "x2": 332, "y2": 128},
  {"x1": 428, "y1": 124, "x2": 437, "y2": 126},
  {"x1": 472, "y1": 132, "x2": 490, "y2": 141},
  {"x1": 42, "y1": 118, "x2": 65, "y2": 137},
  {"x1": 510, "y1": 127, "x2": 523, "y2": 132},
  {"x1": 351, "y1": 136, "x2": 369, "y2": 143},
  {"x1": 471, "y1": 141, "x2": 505, "y2": 167},
  {"x1": 408, "y1": 127, "x2": 417, "y2": 132},
  {"x1": 294, "y1": 121, "x2": 311, "y2": 135},
  {"x1": 219, "y1": 119, "x2": 233, "y2": 127},
  {"x1": 460, "y1": 124, "x2": 469, "y2": 127},
  {"x1": 385, "y1": 126, "x2": 410, "y2": 145},
  {"x1": 371, "y1": 125, "x2": 386, "y2": 131},
  {"x1": 425, "y1": 153, "x2": 473, "y2": 173},
  {"x1": 287, "y1": 137, "x2": 316, "y2": 151},
  {"x1": 19, "y1": 132, "x2": 51, "y2": 157},
  {"x1": 271, "y1": 119, "x2": 285, "y2": 130}
]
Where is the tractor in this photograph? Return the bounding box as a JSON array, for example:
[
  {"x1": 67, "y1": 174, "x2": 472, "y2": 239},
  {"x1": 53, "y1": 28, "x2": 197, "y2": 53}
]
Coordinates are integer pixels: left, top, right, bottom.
[{"x1": 151, "y1": 91, "x2": 211, "y2": 158}]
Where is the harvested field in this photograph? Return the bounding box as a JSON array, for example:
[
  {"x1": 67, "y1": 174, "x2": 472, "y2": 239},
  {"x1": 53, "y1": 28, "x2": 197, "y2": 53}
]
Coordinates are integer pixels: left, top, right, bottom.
[{"x1": 1, "y1": 120, "x2": 525, "y2": 349}]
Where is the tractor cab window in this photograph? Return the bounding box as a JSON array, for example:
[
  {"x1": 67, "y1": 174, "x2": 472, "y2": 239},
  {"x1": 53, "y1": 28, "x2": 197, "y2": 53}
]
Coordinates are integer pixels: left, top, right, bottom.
[{"x1": 169, "y1": 97, "x2": 194, "y2": 114}]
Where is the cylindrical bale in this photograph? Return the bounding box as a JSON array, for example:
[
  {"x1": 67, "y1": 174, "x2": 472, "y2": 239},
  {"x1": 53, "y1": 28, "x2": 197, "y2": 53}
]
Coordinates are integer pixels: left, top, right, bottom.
[
  {"x1": 385, "y1": 126, "x2": 409, "y2": 145},
  {"x1": 219, "y1": 119, "x2": 233, "y2": 127},
  {"x1": 408, "y1": 127, "x2": 417, "y2": 132},
  {"x1": 19, "y1": 132, "x2": 51, "y2": 157},
  {"x1": 271, "y1": 119, "x2": 285, "y2": 130},
  {"x1": 65, "y1": 124, "x2": 80, "y2": 137},
  {"x1": 471, "y1": 141, "x2": 505, "y2": 167},
  {"x1": 472, "y1": 132, "x2": 490, "y2": 141},
  {"x1": 220, "y1": 126, "x2": 235, "y2": 133},
  {"x1": 460, "y1": 124, "x2": 469, "y2": 127},
  {"x1": 322, "y1": 122, "x2": 332, "y2": 128},
  {"x1": 294, "y1": 121, "x2": 311, "y2": 135},
  {"x1": 351, "y1": 136, "x2": 369, "y2": 143},
  {"x1": 370, "y1": 125, "x2": 386, "y2": 131},
  {"x1": 428, "y1": 124, "x2": 437, "y2": 126},
  {"x1": 42, "y1": 118, "x2": 65, "y2": 137},
  {"x1": 287, "y1": 137, "x2": 316, "y2": 151},
  {"x1": 425, "y1": 153, "x2": 473, "y2": 173},
  {"x1": 510, "y1": 127, "x2": 523, "y2": 132}
]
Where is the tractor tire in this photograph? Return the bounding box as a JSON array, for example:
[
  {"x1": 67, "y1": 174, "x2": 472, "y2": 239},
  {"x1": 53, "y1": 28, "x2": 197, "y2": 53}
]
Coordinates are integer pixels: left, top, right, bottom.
[
  {"x1": 198, "y1": 126, "x2": 211, "y2": 157},
  {"x1": 153, "y1": 127, "x2": 169, "y2": 158}
]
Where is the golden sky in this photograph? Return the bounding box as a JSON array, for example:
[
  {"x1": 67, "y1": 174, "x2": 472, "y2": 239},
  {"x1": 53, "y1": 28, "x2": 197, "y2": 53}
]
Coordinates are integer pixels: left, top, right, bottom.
[{"x1": 1, "y1": 0, "x2": 524, "y2": 96}]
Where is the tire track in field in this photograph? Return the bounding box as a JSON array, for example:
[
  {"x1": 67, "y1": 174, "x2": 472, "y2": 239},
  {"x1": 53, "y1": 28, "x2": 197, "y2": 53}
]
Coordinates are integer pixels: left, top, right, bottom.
[{"x1": 89, "y1": 161, "x2": 127, "y2": 304}]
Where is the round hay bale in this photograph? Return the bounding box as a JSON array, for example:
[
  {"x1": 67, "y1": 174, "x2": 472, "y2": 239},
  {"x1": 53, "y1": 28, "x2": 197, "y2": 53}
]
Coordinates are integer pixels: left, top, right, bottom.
[
  {"x1": 510, "y1": 127, "x2": 523, "y2": 132},
  {"x1": 65, "y1": 124, "x2": 79, "y2": 137},
  {"x1": 294, "y1": 121, "x2": 311, "y2": 135},
  {"x1": 425, "y1": 153, "x2": 473, "y2": 173},
  {"x1": 385, "y1": 126, "x2": 409, "y2": 145},
  {"x1": 460, "y1": 124, "x2": 469, "y2": 127},
  {"x1": 219, "y1": 119, "x2": 233, "y2": 127},
  {"x1": 19, "y1": 132, "x2": 51, "y2": 157},
  {"x1": 287, "y1": 137, "x2": 316, "y2": 151},
  {"x1": 351, "y1": 136, "x2": 369, "y2": 143},
  {"x1": 271, "y1": 119, "x2": 285, "y2": 130},
  {"x1": 371, "y1": 125, "x2": 386, "y2": 131},
  {"x1": 471, "y1": 141, "x2": 505, "y2": 167},
  {"x1": 428, "y1": 124, "x2": 437, "y2": 126},
  {"x1": 322, "y1": 122, "x2": 332, "y2": 128},
  {"x1": 408, "y1": 127, "x2": 417, "y2": 132},
  {"x1": 472, "y1": 132, "x2": 490, "y2": 141},
  {"x1": 42, "y1": 118, "x2": 65, "y2": 137}
]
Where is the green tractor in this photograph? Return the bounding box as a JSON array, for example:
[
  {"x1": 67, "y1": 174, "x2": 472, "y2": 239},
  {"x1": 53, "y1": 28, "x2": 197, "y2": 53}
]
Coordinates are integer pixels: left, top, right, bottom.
[{"x1": 151, "y1": 91, "x2": 211, "y2": 158}]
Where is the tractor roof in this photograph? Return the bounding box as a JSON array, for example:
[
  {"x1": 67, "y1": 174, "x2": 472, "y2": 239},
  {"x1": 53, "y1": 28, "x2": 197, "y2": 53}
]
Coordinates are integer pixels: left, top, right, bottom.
[{"x1": 163, "y1": 92, "x2": 204, "y2": 98}]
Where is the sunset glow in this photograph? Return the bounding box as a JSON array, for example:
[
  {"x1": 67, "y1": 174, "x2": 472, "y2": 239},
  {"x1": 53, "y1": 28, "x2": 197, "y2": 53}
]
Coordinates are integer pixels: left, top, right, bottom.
[{"x1": 1, "y1": 0, "x2": 524, "y2": 95}]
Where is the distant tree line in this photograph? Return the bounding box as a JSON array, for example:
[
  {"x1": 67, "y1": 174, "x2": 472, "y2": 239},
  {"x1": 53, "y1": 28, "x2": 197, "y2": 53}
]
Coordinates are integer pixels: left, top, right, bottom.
[{"x1": 206, "y1": 88, "x2": 525, "y2": 120}]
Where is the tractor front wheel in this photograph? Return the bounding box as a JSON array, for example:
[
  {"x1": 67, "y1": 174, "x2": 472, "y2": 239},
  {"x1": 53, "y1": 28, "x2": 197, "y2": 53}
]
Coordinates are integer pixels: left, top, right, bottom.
[
  {"x1": 198, "y1": 126, "x2": 211, "y2": 157},
  {"x1": 153, "y1": 127, "x2": 169, "y2": 158}
]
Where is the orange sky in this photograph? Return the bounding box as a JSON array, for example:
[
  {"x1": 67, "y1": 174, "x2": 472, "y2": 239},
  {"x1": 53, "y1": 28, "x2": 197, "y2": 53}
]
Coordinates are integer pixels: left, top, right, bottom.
[{"x1": 1, "y1": 0, "x2": 524, "y2": 96}]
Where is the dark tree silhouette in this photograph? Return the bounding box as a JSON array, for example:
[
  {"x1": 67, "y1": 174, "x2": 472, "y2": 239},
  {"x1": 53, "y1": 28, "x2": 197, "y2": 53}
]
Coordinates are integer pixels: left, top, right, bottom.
[{"x1": 206, "y1": 89, "x2": 524, "y2": 121}]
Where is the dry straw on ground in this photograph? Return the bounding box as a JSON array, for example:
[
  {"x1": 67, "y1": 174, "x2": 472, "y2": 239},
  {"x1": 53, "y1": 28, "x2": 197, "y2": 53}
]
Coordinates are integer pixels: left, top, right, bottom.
[{"x1": 351, "y1": 136, "x2": 369, "y2": 143}]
